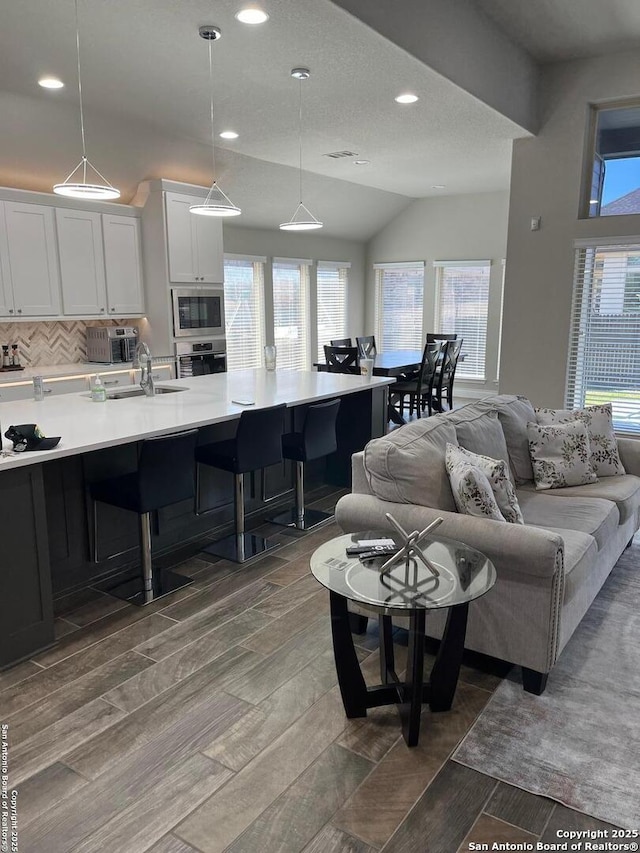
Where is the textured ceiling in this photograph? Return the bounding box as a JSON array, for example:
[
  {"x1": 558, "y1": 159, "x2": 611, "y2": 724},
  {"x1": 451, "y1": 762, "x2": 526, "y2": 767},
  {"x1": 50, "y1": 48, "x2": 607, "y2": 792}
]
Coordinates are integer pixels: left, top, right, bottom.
[
  {"x1": 0, "y1": 0, "x2": 526, "y2": 228},
  {"x1": 476, "y1": 0, "x2": 640, "y2": 63}
]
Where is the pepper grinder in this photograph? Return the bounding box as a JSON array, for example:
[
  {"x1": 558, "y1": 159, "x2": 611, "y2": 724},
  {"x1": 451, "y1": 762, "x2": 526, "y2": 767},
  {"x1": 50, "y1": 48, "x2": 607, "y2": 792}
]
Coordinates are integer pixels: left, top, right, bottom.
[
  {"x1": 11, "y1": 344, "x2": 20, "y2": 367},
  {"x1": 2, "y1": 346, "x2": 9, "y2": 368}
]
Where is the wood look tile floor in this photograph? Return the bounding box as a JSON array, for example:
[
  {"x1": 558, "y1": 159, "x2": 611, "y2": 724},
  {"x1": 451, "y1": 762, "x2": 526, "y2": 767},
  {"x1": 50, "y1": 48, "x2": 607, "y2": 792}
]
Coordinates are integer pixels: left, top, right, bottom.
[{"x1": 1, "y1": 491, "x2": 614, "y2": 852}]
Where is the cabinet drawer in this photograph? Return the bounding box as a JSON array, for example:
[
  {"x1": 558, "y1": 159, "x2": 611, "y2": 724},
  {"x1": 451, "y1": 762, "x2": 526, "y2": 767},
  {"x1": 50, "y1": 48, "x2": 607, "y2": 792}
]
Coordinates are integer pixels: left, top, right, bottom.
[
  {"x1": 97, "y1": 372, "x2": 134, "y2": 389},
  {"x1": 0, "y1": 382, "x2": 33, "y2": 402}
]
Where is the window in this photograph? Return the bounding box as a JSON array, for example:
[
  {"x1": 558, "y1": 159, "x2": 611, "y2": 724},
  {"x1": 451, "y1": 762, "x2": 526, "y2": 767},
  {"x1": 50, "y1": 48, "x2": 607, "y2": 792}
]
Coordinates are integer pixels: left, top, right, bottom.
[
  {"x1": 317, "y1": 262, "x2": 350, "y2": 360},
  {"x1": 585, "y1": 102, "x2": 640, "y2": 217},
  {"x1": 374, "y1": 262, "x2": 425, "y2": 351},
  {"x1": 568, "y1": 239, "x2": 640, "y2": 433},
  {"x1": 434, "y1": 260, "x2": 491, "y2": 380},
  {"x1": 223, "y1": 255, "x2": 266, "y2": 370},
  {"x1": 273, "y1": 258, "x2": 311, "y2": 370}
]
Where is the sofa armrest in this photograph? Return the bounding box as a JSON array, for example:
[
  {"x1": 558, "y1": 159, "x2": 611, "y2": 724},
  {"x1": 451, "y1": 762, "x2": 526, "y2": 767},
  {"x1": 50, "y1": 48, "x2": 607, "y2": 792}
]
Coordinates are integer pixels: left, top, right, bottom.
[
  {"x1": 351, "y1": 451, "x2": 373, "y2": 496},
  {"x1": 617, "y1": 436, "x2": 640, "y2": 477},
  {"x1": 335, "y1": 494, "x2": 563, "y2": 579}
]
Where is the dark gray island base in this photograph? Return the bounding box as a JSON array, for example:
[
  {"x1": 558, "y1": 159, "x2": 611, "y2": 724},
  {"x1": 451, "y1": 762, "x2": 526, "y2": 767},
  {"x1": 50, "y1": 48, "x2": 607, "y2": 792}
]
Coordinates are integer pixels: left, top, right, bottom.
[{"x1": 0, "y1": 384, "x2": 388, "y2": 669}]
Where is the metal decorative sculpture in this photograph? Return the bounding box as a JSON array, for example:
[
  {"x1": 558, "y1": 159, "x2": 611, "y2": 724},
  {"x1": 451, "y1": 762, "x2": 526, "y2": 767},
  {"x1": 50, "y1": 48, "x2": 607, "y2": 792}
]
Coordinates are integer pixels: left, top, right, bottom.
[{"x1": 379, "y1": 513, "x2": 444, "y2": 577}]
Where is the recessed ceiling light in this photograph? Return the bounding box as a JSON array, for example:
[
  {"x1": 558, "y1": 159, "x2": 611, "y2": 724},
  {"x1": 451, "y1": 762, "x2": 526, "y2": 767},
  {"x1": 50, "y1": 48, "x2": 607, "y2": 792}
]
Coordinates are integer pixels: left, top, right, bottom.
[
  {"x1": 220, "y1": 131, "x2": 239, "y2": 139},
  {"x1": 432, "y1": 184, "x2": 446, "y2": 189},
  {"x1": 589, "y1": 199, "x2": 599, "y2": 204},
  {"x1": 354, "y1": 160, "x2": 370, "y2": 166},
  {"x1": 395, "y1": 93, "x2": 418, "y2": 104},
  {"x1": 235, "y1": 6, "x2": 269, "y2": 24},
  {"x1": 39, "y1": 76, "x2": 64, "y2": 89}
]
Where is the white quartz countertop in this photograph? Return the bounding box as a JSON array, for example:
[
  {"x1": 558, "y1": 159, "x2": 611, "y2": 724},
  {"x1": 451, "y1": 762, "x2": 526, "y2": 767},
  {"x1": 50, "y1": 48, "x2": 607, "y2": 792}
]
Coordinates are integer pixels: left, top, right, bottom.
[{"x1": 0, "y1": 370, "x2": 392, "y2": 470}]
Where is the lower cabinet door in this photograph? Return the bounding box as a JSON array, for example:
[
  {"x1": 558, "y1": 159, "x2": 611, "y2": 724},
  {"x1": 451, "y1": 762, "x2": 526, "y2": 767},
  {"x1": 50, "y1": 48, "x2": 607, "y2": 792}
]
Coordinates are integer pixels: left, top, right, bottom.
[{"x1": 0, "y1": 465, "x2": 54, "y2": 667}]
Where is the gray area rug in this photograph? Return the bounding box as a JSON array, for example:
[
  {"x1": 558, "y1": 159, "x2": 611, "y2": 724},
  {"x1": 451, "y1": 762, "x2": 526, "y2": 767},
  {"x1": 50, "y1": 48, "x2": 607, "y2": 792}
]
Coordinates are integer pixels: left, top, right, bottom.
[{"x1": 453, "y1": 540, "x2": 640, "y2": 829}]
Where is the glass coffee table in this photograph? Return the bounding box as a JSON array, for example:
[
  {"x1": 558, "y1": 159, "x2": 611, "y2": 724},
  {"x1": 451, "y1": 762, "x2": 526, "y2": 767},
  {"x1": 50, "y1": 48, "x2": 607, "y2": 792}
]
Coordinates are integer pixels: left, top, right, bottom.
[{"x1": 310, "y1": 531, "x2": 496, "y2": 746}]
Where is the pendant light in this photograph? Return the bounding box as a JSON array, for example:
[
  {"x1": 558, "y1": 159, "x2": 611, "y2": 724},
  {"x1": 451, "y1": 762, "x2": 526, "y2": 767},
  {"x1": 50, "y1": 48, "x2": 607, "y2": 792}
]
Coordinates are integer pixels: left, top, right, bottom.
[
  {"x1": 53, "y1": 0, "x2": 120, "y2": 200},
  {"x1": 280, "y1": 68, "x2": 322, "y2": 231},
  {"x1": 190, "y1": 26, "x2": 241, "y2": 217}
]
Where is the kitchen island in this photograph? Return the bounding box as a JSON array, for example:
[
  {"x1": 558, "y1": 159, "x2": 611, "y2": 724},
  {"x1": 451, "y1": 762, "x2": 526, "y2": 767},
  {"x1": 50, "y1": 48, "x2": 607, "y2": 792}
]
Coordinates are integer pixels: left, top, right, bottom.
[{"x1": 0, "y1": 370, "x2": 391, "y2": 668}]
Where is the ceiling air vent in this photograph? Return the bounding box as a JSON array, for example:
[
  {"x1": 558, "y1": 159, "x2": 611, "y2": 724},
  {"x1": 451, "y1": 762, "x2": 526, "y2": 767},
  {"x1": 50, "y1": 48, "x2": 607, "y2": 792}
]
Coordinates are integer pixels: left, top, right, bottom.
[{"x1": 323, "y1": 151, "x2": 359, "y2": 159}]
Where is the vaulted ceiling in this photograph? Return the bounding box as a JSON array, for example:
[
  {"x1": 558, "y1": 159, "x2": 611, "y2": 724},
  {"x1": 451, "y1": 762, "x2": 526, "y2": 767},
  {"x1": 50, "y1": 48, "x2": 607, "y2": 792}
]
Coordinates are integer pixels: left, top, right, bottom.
[{"x1": 2, "y1": 0, "x2": 640, "y2": 239}]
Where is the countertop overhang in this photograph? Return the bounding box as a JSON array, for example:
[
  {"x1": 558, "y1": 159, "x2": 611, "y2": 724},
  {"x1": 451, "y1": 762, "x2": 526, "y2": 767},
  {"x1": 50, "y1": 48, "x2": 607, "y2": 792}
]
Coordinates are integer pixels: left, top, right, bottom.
[{"x1": 0, "y1": 370, "x2": 392, "y2": 471}]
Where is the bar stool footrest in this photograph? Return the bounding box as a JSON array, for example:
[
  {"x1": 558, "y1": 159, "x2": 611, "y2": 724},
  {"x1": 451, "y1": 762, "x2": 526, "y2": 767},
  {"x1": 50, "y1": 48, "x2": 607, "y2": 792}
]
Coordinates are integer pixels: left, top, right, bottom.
[
  {"x1": 202, "y1": 533, "x2": 280, "y2": 563},
  {"x1": 269, "y1": 507, "x2": 333, "y2": 531},
  {"x1": 97, "y1": 570, "x2": 194, "y2": 607}
]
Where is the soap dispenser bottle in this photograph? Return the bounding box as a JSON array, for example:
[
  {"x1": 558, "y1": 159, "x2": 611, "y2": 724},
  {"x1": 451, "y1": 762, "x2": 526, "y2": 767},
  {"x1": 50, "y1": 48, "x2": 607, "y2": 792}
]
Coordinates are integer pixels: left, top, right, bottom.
[{"x1": 90, "y1": 374, "x2": 107, "y2": 402}]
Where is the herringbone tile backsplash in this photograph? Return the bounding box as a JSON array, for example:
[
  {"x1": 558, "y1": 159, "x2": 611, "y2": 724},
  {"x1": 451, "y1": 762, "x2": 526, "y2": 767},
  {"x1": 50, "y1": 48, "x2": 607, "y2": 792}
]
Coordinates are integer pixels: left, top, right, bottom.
[{"x1": 0, "y1": 319, "x2": 139, "y2": 365}]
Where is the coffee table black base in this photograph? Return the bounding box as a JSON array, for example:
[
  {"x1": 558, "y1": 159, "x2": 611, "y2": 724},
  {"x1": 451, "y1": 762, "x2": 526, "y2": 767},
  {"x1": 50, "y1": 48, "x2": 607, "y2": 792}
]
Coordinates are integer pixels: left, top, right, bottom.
[{"x1": 329, "y1": 591, "x2": 469, "y2": 747}]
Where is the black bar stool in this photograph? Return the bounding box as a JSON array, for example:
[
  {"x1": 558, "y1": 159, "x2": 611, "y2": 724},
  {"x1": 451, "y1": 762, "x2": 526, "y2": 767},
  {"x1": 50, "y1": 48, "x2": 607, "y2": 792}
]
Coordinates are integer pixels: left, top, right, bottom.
[
  {"x1": 196, "y1": 404, "x2": 286, "y2": 562},
  {"x1": 270, "y1": 399, "x2": 341, "y2": 530},
  {"x1": 90, "y1": 429, "x2": 199, "y2": 606}
]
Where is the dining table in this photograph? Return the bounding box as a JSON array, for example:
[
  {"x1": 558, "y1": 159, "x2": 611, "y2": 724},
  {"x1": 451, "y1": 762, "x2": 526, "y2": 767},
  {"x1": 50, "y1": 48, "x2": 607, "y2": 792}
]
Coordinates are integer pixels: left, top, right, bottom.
[
  {"x1": 314, "y1": 347, "x2": 466, "y2": 426},
  {"x1": 315, "y1": 348, "x2": 427, "y2": 425}
]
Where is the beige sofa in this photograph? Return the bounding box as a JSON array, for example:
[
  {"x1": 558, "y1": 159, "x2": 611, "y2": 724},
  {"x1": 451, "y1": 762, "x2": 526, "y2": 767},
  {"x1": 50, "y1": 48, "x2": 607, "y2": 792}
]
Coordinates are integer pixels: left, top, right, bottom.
[{"x1": 335, "y1": 395, "x2": 640, "y2": 694}]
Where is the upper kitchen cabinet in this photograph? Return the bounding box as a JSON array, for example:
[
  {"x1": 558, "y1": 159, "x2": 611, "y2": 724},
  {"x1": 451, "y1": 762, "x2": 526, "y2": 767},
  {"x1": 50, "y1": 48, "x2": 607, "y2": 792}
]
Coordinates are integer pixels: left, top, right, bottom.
[
  {"x1": 165, "y1": 192, "x2": 223, "y2": 284},
  {"x1": 56, "y1": 208, "x2": 107, "y2": 315},
  {"x1": 0, "y1": 201, "x2": 61, "y2": 316},
  {"x1": 102, "y1": 214, "x2": 144, "y2": 315}
]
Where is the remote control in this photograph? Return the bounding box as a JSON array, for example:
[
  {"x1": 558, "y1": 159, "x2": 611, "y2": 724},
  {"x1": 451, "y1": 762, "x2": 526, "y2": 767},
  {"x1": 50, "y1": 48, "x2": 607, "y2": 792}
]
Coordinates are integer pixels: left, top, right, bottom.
[
  {"x1": 358, "y1": 546, "x2": 398, "y2": 561},
  {"x1": 346, "y1": 543, "x2": 397, "y2": 556}
]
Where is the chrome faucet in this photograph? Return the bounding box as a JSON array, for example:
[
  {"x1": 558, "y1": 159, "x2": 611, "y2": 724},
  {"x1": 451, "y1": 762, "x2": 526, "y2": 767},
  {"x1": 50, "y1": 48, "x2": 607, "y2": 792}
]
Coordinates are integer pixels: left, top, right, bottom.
[{"x1": 136, "y1": 342, "x2": 155, "y2": 397}]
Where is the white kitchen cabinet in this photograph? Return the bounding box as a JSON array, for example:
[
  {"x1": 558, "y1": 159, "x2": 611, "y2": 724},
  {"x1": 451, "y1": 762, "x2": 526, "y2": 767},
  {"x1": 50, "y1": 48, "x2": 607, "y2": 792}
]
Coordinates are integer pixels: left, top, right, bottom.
[
  {"x1": 165, "y1": 192, "x2": 223, "y2": 284},
  {"x1": 1, "y1": 202, "x2": 61, "y2": 316},
  {"x1": 56, "y1": 209, "x2": 107, "y2": 316},
  {"x1": 102, "y1": 215, "x2": 144, "y2": 316},
  {"x1": 0, "y1": 203, "x2": 12, "y2": 316}
]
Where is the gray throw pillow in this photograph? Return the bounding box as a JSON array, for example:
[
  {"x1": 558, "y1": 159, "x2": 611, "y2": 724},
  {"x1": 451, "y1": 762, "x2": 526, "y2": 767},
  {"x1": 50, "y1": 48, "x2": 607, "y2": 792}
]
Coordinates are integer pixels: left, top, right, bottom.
[
  {"x1": 535, "y1": 403, "x2": 625, "y2": 478},
  {"x1": 447, "y1": 443, "x2": 523, "y2": 524},
  {"x1": 445, "y1": 444, "x2": 506, "y2": 521},
  {"x1": 527, "y1": 420, "x2": 598, "y2": 491}
]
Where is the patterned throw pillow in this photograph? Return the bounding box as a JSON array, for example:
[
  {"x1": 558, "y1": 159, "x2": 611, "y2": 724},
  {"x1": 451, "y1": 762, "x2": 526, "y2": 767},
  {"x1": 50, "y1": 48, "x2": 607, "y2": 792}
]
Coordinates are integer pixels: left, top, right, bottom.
[
  {"x1": 447, "y1": 443, "x2": 523, "y2": 524},
  {"x1": 527, "y1": 421, "x2": 598, "y2": 490},
  {"x1": 535, "y1": 403, "x2": 625, "y2": 478},
  {"x1": 445, "y1": 444, "x2": 506, "y2": 522}
]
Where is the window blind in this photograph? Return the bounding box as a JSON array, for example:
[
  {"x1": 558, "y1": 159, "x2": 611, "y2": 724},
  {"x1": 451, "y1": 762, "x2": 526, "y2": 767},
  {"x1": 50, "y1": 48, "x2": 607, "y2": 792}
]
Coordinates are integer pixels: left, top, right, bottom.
[
  {"x1": 374, "y1": 263, "x2": 424, "y2": 351},
  {"x1": 273, "y1": 259, "x2": 310, "y2": 371},
  {"x1": 317, "y1": 262, "x2": 349, "y2": 359},
  {"x1": 223, "y1": 257, "x2": 265, "y2": 371},
  {"x1": 434, "y1": 261, "x2": 491, "y2": 380},
  {"x1": 568, "y1": 239, "x2": 640, "y2": 433}
]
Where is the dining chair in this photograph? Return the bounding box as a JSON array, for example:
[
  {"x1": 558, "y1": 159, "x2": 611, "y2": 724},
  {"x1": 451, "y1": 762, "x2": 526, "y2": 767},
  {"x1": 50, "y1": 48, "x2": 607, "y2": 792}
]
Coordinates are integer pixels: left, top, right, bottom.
[
  {"x1": 356, "y1": 336, "x2": 377, "y2": 358},
  {"x1": 330, "y1": 337, "x2": 352, "y2": 347},
  {"x1": 426, "y1": 333, "x2": 458, "y2": 343},
  {"x1": 432, "y1": 338, "x2": 463, "y2": 412},
  {"x1": 324, "y1": 345, "x2": 360, "y2": 375},
  {"x1": 389, "y1": 340, "x2": 446, "y2": 419}
]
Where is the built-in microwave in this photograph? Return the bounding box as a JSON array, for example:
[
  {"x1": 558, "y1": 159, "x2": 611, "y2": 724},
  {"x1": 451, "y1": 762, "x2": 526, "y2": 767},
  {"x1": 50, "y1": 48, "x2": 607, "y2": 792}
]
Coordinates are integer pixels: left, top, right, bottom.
[{"x1": 172, "y1": 287, "x2": 226, "y2": 338}]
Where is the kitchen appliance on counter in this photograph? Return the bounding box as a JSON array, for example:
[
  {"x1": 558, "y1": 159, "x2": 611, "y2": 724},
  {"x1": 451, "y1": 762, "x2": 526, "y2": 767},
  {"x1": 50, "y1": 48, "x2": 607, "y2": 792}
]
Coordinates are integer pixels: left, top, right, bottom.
[
  {"x1": 172, "y1": 287, "x2": 225, "y2": 338},
  {"x1": 175, "y1": 339, "x2": 227, "y2": 378},
  {"x1": 86, "y1": 327, "x2": 139, "y2": 363}
]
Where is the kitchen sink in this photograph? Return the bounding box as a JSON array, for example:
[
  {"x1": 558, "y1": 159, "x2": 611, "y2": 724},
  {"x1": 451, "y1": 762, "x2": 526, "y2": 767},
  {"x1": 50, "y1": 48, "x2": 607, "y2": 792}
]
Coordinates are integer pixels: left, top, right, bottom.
[{"x1": 107, "y1": 386, "x2": 186, "y2": 399}]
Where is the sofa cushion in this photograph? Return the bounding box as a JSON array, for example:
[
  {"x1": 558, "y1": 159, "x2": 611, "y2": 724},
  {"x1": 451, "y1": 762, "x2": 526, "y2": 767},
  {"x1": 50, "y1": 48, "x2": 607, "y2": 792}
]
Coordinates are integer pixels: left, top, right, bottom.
[
  {"x1": 527, "y1": 420, "x2": 597, "y2": 490},
  {"x1": 535, "y1": 403, "x2": 625, "y2": 478},
  {"x1": 448, "y1": 443, "x2": 523, "y2": 523},
  {"x1": 451, "y1": 409, "x2": 514, "y2": 483},
  {"x1": 519, "y1": 474, "x2": 640, "y2": 525},
  {"x1": 445, "y1": 444, "x2": 507, "y2": 521},
  {"x1": 363, "y1": 415, "x2": 458, "y2": 511},
  {"x1": 516, "y1": 490, "x2": 619, "y2": 551},
  {"x1": 473, "y1": 395, "x2": 537, "y2": 484}
]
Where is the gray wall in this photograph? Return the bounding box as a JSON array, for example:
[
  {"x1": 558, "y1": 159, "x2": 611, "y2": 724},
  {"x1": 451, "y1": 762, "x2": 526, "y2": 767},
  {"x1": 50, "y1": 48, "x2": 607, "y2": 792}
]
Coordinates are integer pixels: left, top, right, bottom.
[
  {"x1": 223, "y1": 224, "x2": 366, "y2": 358},
  {"x1": 365, "y1": 191, "x2": 510, "y2": 396},
  {"x1": 501, "y1": 50, "x2": 640, "y2": 407}
]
